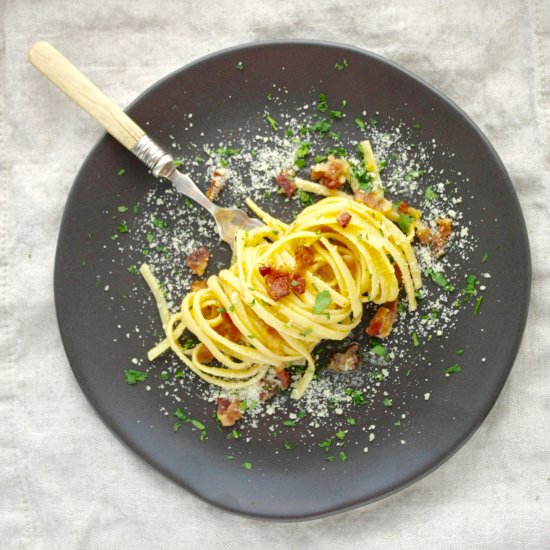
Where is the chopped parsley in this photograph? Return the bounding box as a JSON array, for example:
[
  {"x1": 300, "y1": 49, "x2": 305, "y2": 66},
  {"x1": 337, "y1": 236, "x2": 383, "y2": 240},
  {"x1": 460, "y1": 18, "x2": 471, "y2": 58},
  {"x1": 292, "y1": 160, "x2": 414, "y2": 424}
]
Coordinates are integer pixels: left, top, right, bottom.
[
  {"x1": 316, "y1": 93, "x2": 328, "y2": 112},
  {"x1": 283, "y1": 440, "x2": 296, "y2": 450},
  {"x1": 405, "y1": 169, "x2": 426, "y2": 181},
  {"x1": 124, "y1": 369, "x2": 147, "y2": 385},
  {"x1": 354, "y1": 117, "x2": 365, "y2": 129},
  {"x1": 190, "y1": 419, "x2": 206, "y2": 430},
  {"x1": 117, "y1": 223, "x2": 128, "y2": 234},
  {"x1": 152, "y1": 217, "x2": 168, "y2": 229},
  {"x1": 172, "y1": 409, "x2": 207, "y2": 440},
  {"x1": 424, "y1": 186, "x2": 438, "y2": 201},
  {"x1": 397, "y1": 213, "x2": 413, "y2": 234},
  {"x1": 310, "y1": 118, "x2": 332, "y2": 134},
  {"x1": 313, "y1": 290, "x2": 332, "y2": 314},
  {"x1": 235, "y1": 61, "x2": 244, "y2": 71},
  {"x1": 482, "y1": 252, "x2": 489, "y2": 263},
  {"x1": 117, "y1": 205, "x2": 128, "y2": 213},
  {"x1": 335, "y1": 58, "x2": 349, "y2": 71},
  {"x1": 383, "y1": 397, "x2": 393, "y2": 407},
  {"x1": 117, "y1": 168, "x2": 125, "y2": 176},
  {"x1": 346, "y1": 389, "x2": 368, "y2": 405},
  {"x1": 474, "y1": 295, "x2": 484, "y2": 315},
  {"x1": 445, "y1": 364, "x2": 462, "y2": 375},
  {"x1": 339, "y1": 451, "x2": 348, "y2": 463},
  {"x1": 264, "y1": 113, "x2": 279, "y2": 131},
  {"x1": 425, "y1": 267, "x2": 454, "y2": 292},
  {"x1": 370, "y1": 342, "x2": 387, "y2": 357},
  {"x1": 298, "y1": 189, "x2": 314, "y2": 206},
  {"x1": 351, "y1": 161, "x2": 373, "y2": 191},
  {"x1": 412, "y1": 332, "x2": 420, "y2": 347},
  {"x1": 242, "y1": 462, "x2": 252, "y2": 470}
]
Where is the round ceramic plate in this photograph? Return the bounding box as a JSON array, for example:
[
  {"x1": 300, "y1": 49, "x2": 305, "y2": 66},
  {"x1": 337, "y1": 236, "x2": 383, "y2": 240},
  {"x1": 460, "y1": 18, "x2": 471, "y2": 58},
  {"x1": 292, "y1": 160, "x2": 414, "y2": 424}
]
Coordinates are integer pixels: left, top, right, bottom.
[{"x1": 55, "y1": 41, "x2": 530, "y2": 521}]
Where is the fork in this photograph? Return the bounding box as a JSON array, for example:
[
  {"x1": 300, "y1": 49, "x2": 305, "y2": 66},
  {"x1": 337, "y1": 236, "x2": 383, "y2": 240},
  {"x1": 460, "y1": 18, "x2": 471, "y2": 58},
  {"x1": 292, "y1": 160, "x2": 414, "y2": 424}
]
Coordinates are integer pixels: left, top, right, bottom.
[{"x1": 28, "y1": 41, "x2": 264, "y2": 248}]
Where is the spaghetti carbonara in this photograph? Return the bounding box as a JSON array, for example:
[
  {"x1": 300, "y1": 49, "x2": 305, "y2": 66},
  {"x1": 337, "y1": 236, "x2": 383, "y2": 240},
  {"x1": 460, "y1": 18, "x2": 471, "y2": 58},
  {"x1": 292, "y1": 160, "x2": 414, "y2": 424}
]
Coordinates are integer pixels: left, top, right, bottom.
[{"x1": 140, "y1": 187, "x2": 422, "y2": 399}]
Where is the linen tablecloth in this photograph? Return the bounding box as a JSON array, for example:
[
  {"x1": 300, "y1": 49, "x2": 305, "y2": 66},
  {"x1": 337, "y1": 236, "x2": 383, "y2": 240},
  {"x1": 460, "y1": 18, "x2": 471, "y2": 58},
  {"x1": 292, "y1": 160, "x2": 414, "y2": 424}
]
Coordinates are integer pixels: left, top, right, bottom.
[{"x1": 1, "y1": 1, "x2": 549, "y2": 548}]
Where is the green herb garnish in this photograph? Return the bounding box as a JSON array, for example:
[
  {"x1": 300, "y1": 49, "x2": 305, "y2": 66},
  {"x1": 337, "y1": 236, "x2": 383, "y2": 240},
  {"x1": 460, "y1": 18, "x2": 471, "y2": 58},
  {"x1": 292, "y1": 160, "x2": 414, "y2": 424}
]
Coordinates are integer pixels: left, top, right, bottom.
[
  {"x1": 124, "y1": 369, "x2": 147, "y2": 385},
  {"x1": 424, "y1": 186, "x2": 438, "y2": 201},
  {"x1": 397, "y1": 213, "x2": 413, "y2": 234},
  {"x1": 316, "y1": 93, "x2": 328, "y2": 112},
  {"x1": 264, "y1": 113, "x2": 279, "y2": 131},
  {"x1": 335, "y1": 58, "x2": 349, "y2": 71},
  {"x1": 426, "y1": 268, "x2": 454, "y2": 292},
  {"x1": 474, "y1": 295, "x2": 484, "y2": 315},
  {"x1": 313, "y1": 290, "x2": 332, "y2": 315},
  {"x1": 445, "y1": 364, "x2": 462, "y2": 375},
  {"x1": 298, "y1": 189, "x2": 314, "y2": 206}
]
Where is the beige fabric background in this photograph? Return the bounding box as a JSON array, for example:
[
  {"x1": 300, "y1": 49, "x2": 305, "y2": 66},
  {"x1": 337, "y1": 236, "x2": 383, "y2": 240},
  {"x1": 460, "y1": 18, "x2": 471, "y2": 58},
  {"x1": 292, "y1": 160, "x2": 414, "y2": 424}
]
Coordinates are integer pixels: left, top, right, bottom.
[{"x1": 1, "y1": 1, "x2": 549, "y2": 548}]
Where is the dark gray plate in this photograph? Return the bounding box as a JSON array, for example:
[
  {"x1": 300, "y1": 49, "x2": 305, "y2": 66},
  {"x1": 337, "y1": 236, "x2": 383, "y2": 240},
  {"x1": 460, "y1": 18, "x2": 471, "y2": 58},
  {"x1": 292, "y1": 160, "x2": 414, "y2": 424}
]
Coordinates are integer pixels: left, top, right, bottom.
[{"x1": 55, "y1": 41, "x2": 530, "y2": 521}]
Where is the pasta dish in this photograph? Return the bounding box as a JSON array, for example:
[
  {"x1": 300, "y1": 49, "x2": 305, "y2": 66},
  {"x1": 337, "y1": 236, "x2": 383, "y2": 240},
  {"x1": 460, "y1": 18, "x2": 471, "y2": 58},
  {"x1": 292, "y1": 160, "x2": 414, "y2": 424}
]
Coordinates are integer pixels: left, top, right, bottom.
[{"x1": 138, "y1": 139, "x2": 453, "y2": 425}]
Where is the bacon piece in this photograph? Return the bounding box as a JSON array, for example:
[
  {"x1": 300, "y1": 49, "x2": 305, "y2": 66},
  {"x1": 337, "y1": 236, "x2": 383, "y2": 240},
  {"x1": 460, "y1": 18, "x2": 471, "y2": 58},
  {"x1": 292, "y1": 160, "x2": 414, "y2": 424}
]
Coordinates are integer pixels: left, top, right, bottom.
[
  {"x1": 290, "y1": 273, "x2": 306, "y2": 294},
  {"x1": 215, "y1": 312, "x2": 241, "y2": 342},
  {"x1": 206, "y1": 168, "x2": 227, "y2": 201},
  {"x1": 327, "y1": 343, "x2": 360, "y2": 373},
  {"x1": 216, "y1": 398, "x2": 243, "y2": 427},
  {"x1": 260, "y1": 367, "x2": 291, "y2": 401},
  {"x1": 187, "y1": 247, "x2": 210, "y2": 276},
  {"x1": 294, "y1": 245, "x2": 314, "y2": 271},
  {"x1": 264, "y1": 268, "x2": 292, "y2": 301},
  {"x1": 415, "y1": 220, "x2": 431, "y2": 244},
  {"x1": 354, "y1": 189, "x2": 392, "y2": 214},
  {"x1": 398, "y1": 201, "x2": 421, "y2": 220},
  {"x1": 275, "y1": 168, "x2": 296, "y2": 198},
  {"x1": 431, "y1": 218, "x2": 452, "y2": 257},
  {"x1": 201, "y1": 304, "x2": 218, "y2": 320},
  {"x1": 196, "y1": 343, "x2": 214, "y2": 363},
  {"x1": 259, "y1": 246, "x2": 313, "y2": 300},
  {"x1": 259, "y1": 387, "x2": 276, "y2": 401},
  {"x1": 258, "y1": 265, "x2": 272, "y2": 277},
  {"x1": 275, "y1": 368, "x2": 291, "y2": 390},
  {"x1": 336, "y1": 210, "x2": 352, "y2": 228},
  {"x1": 311, "y1": 155, "x2": 349, "y2": 189},
  {"x1": 366, "y1": 300, "x2": 398, "y2": 338},
  {"x1": 191, "y1": 279, "x2": 208, "y2": 292},
  {"x1": 393, "y1": 264, "x2": 403, "y2": 284}
]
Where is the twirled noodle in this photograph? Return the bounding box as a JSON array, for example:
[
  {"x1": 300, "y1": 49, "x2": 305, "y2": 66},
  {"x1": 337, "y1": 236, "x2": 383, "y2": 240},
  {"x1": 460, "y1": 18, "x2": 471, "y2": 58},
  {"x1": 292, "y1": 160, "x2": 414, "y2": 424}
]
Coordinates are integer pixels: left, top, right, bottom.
[{"x1": 141, "y1": 196, "x2": 422, "y2": 399}]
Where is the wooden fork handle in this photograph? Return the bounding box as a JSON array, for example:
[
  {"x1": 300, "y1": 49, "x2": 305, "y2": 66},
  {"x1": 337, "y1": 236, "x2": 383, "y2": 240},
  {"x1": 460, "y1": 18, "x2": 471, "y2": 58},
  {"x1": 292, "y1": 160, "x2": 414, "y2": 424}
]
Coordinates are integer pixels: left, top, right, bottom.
[{"x1": 29, "y1": 41, "x2": 145, "y2": 151}]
